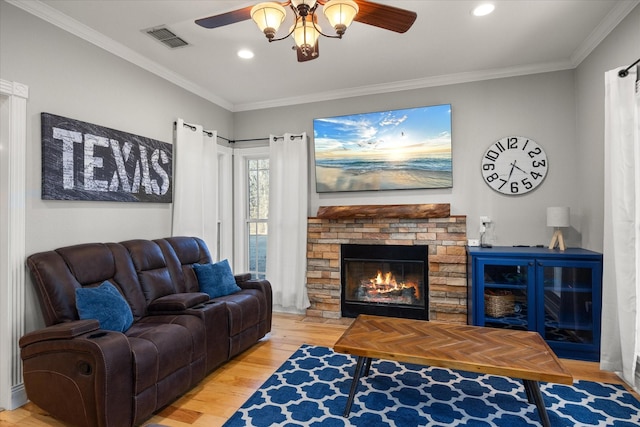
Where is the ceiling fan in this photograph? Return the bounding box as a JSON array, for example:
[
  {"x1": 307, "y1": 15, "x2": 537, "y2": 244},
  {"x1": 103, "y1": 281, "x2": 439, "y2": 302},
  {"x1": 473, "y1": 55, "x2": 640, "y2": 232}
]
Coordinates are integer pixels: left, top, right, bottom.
[{"x1": 195, "y1": 0, "x2": 417, "y2": 62}]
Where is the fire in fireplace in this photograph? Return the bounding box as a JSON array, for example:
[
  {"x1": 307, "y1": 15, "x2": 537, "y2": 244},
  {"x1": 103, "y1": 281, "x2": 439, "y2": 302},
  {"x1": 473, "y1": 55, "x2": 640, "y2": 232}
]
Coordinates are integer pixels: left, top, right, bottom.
[
  {"x1": 355, "y1": 270, "x2": 422, "y2": 305},
  {"x1": 341, "y1": 244, "x2": 428, "y2": 320}
]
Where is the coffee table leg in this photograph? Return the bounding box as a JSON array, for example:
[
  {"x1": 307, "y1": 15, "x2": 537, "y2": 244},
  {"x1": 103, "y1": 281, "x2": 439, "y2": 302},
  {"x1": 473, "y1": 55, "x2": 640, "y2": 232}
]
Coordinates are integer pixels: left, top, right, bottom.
[
  {"x1": 523, "y1": 380, "x2": 534, "y2": 403},
  {"x1": 364, "y1": 357, "x2": 372, "y2": 377},
  {"x1": 343, "y1": 356, "x2": 369, "y2": 417},
  {"x1": 522, "y1": 380, "x2": 550, "y2": 427}
]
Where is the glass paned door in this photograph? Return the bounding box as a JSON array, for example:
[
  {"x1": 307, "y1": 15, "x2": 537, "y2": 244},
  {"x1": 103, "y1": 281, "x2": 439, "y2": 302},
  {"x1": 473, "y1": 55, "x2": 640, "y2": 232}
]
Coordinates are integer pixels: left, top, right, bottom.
[
  {"x1": 476, "y1": 258, "x2": 534, "y2": 331},
  {"x1": 538, "y1": 260, "x2": 599, "y2": 346}
]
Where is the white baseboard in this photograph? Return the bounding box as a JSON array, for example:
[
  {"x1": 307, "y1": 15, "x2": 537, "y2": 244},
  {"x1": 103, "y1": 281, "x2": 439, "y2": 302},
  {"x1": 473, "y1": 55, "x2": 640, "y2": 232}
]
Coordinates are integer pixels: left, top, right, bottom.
[{"x1": 10, "y1": 383, "x2": 27, "y2": 410}]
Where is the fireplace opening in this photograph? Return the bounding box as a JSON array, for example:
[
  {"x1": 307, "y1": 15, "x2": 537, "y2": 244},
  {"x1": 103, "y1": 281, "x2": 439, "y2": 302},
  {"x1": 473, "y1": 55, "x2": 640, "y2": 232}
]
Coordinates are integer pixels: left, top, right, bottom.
[{"x1": 341, "y1": 244, "x2": 428, "y2": 320}]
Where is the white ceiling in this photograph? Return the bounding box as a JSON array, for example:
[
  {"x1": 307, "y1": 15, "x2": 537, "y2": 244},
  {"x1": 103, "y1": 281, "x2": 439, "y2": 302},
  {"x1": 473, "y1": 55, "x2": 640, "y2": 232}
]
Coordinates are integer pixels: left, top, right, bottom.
[{"x1": 10, "y1": 0, "x2": 639, "y2": 111}]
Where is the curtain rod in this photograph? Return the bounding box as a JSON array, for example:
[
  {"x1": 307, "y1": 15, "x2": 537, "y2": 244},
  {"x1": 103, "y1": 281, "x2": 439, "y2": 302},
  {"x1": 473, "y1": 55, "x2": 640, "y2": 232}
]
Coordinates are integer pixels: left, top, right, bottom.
[
  {"x1": 219, "y1": 136, "x2": 269, "y2": 144},
  {"x1": 175, "y1": 121, "x2": 214, "y2": 137},
  {"x1": 175, "y1": 122, "x2": 304, "y2": 144},
  {"x1": 618, "y1": 58, "x2": 640, "y2": 78},
  {"x1": 220, "y1": 134, "x2": 304, "y2": 144}
]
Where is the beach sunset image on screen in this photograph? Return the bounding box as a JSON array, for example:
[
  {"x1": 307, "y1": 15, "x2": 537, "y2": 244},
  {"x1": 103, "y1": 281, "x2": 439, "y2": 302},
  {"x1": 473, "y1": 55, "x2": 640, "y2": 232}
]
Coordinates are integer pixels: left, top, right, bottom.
[{"x1": 313, "y1": 104, "x2": 452, "y2": 192}]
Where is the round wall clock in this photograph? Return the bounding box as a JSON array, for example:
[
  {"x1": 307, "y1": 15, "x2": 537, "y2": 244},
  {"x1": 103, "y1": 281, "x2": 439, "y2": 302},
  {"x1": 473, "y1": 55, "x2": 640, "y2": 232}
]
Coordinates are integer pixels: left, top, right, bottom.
[{"x1": 481, "y1": 136, "x2": 548, "y2": 195}]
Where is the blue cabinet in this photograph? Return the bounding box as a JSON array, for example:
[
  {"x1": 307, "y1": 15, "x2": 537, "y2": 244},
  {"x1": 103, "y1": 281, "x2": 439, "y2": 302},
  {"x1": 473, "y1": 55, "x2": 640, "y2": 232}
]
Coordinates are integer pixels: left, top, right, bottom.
[{"x1": 467, "y1": 246, "x2": 602, "y2": 361}]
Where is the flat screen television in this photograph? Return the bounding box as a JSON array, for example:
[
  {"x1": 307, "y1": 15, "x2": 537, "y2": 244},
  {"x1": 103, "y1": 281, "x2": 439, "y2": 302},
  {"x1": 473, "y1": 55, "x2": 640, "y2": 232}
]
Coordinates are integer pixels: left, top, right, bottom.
[{"x1": 313, "y1": 104, "x2": 452, "y2": 193}]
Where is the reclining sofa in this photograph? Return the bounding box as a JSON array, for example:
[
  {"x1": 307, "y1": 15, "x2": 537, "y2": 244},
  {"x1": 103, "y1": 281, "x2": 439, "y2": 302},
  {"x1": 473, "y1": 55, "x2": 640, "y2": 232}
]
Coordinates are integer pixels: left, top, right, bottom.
[{"x1": 19, "y1": 236, "x2": 272, "y2": 427}]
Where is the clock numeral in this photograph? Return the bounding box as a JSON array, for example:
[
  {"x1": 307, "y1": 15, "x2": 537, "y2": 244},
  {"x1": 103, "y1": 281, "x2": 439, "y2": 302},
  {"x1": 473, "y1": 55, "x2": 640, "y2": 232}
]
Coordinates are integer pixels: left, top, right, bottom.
[
  {"x1": 482, "y1": 163, "x2": 495, "y2": 171},
  {"x1": 530, "y1": 171, "x2": 543, "y2": 180},
  {"x1": 528, "y1": 147, "x2": 542, "y2": 158},
  {"x1": 522, "y1": 177, "x2": 533, "y2": 190},
  {"x1": 508, "y1": 137, "x2": 518, "y2": 149},
  {"x1": 485, "y1": 172, "x2": 499, "y2": 182},
  {"x1": 498, "y1": 179, "x2": 508, "y2": 190},
  {"x1": 521, "y1": 139, "x2": 529, "y2": 151},
  {"x1": 532, "y1": 159, "x2": 546, "y2": 168},
  {"x1": 510, "y1": 182, "x2": 520, "y2": 193},
  {"x1": 485, "y1": 150, "x2": 500, "y2": 161},
  {"x1": 495, "y1": 141, "x2": 506, "y2": 152}
]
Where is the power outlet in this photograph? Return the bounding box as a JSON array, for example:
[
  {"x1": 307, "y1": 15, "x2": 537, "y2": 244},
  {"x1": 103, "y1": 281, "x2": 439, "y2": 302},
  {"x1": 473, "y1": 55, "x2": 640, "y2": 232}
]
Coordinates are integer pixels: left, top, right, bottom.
[{"x1": 468, "y1": 239, "x2": 480, "y2": 247}]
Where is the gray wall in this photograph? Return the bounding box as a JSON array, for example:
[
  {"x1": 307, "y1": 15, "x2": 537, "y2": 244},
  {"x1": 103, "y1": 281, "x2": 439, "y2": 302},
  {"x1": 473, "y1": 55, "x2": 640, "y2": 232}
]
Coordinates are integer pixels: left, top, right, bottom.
[
  {"x1": 0, "y1": 1, "x2": 233, "y2": 256},
  {"x1": 235, "y1": 71, "x2": 580, "y2": 248},
  {"x1": 235, "y1": 4, "x2": 640, "y2": 252}
]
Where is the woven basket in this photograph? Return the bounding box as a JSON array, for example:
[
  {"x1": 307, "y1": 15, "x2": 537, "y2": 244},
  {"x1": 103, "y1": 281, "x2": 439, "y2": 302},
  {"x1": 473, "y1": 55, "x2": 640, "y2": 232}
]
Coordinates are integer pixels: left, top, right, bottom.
[{"x1": 484, "y1": 290, "x2": 515, "y2": 317}]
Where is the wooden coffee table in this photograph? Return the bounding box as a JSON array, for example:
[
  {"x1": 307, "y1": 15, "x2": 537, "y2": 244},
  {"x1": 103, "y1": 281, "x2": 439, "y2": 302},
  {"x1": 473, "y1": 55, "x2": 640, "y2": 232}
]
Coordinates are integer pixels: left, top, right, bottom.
[{"x1": 333, "y1": 314, "x2": 573, "y2": 427}]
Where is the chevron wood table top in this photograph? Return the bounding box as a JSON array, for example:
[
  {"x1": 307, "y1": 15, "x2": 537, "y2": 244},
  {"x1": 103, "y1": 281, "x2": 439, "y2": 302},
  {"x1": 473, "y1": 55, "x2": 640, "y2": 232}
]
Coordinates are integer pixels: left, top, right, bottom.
[{"x1": 334, "y1": 314, "x2": 573, "y2": 385}]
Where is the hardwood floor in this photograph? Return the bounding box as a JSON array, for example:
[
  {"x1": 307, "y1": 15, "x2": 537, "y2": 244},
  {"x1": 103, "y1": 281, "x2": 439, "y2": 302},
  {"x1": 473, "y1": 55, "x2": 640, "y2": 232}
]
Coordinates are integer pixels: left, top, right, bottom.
[{"x1": 1, "y1": 313, "x2": 637, "y2": 426}]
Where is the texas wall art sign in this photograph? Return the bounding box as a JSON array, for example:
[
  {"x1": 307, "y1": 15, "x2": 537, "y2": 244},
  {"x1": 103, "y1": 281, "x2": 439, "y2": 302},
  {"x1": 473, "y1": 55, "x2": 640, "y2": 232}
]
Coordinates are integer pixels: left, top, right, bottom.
[{"x1": 41, "y1": 113, "x2": 172, "y2": 203}]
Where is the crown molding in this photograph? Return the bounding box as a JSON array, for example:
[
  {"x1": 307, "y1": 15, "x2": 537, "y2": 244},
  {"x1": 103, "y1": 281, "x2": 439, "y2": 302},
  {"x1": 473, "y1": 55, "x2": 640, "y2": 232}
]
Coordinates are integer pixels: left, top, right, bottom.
[
  {"x1": 233, "y1": 60, "x2": 574, "y2": 112},
  {"x1": 8, "y1": 0, "x2": 638, "y2": 113},
  {"x1": 6, "y1": 0, "x2": 234, "y2": 111},
  {"x1": 570, "y1": 0, "x2": 640, "y2": 66},
  {"x1": 237, "y1": 0, "x2": 639, "y2": 112}
]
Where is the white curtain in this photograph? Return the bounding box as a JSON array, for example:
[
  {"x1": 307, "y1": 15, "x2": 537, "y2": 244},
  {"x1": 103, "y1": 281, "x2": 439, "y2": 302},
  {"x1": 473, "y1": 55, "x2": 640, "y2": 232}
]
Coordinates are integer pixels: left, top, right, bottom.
[
  {"x1": 172, "y1": 118, "x2": 218, "y2": 258},
  {"x1": 601, "y1": 66, "x2": 640, "y2": 393},
  {"x1": 266, "y1": 132, "x2": 310, "y2": 312}
]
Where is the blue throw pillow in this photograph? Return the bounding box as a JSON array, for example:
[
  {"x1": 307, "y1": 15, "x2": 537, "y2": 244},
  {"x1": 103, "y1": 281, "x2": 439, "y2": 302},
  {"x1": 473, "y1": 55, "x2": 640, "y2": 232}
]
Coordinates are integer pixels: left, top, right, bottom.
[
  {"x1": 75, "y1": 281, "x2": 134, "y2": 332},
  {"x1": 193, "y1": 259, "x2": 241, "y2": 299}
]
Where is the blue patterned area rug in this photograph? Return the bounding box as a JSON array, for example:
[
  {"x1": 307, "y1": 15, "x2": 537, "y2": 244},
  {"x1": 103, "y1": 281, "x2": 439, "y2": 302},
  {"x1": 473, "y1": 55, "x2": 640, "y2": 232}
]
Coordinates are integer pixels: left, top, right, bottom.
[{"x1": 224, "y1": 344, "x2": 640, "y2": 427}]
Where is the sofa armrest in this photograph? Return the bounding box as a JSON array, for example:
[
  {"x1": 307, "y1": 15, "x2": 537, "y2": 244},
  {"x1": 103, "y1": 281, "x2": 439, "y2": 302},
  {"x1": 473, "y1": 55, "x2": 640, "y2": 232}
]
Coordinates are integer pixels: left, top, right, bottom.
[
  {"x1": 234, "y1": 273, "x2": 252, "y2": 283},
  {"x1": 236, "y1": 278, "x2": 271, "y2": 293},
  {"x1": 19, "y1": 319, "x2": 100, "y2": 348},
  {"x1": 20, "y1": 325, "x2": 133, "y2": 427},
  {"x1": 236, "y1": 278, "x2": 273, "y2": 336},
  {"x1": 147, "y1": 292, "x2": 210, "y2": 313}
]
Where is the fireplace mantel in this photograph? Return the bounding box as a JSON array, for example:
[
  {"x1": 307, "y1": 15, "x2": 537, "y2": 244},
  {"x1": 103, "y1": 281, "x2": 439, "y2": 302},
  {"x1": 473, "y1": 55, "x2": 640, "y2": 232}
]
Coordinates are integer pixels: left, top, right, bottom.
[{"x1": 316, "y1": 203, "x2": 450, "y2": 219}]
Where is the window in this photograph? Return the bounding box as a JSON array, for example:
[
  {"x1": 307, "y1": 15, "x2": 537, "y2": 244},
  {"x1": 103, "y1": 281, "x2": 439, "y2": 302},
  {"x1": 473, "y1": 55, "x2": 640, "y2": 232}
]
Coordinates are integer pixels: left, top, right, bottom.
[
  {"x1": 247, "y1": 158, "x2": 269, "y2": 279},
  {"x1": 233, "y1": 146, "x2": 270, "y2": 280}
]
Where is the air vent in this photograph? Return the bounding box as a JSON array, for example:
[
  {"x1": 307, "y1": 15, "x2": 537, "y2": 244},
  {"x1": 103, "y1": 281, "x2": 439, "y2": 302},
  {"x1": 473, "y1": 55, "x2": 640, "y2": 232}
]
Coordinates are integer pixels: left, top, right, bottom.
[{"x1": 144, "y1": 26, "x2": 189, "y2": 49}]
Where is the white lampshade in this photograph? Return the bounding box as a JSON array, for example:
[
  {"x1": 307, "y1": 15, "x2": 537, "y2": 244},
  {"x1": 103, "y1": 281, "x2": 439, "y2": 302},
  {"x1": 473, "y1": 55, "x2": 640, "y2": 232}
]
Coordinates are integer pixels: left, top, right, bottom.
[
  {"x1": 291, "y1": 19, "x2": 321, "y2": 49},
  {"x1": 251, "y1": 2, "x2": 287, "y2": 35},
  {"x1": 323, "y1": 0, "x2": 359, "y2": 33},
  {"x1": 547, "y1": 207, "x2": 570, "y2": 228}
]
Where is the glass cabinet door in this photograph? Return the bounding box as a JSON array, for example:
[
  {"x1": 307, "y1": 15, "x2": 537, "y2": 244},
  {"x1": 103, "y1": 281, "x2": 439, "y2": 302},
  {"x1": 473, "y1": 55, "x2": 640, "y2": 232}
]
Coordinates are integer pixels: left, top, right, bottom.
[
  {"x1": 476, "y1": 258, "x2": 534, "y2": 331},
  {"x1": 536, "y1": 260, "x2": 601, "y2": 347}
]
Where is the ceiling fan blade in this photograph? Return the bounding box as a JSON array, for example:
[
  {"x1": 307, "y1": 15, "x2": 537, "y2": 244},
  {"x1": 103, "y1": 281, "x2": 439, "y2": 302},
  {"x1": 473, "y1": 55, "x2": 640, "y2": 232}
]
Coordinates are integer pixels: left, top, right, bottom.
[
  {"x1": 195, "y1": 5, "x2": 254, "y2": 29},
  {"x1": 297, "y1": 41, "x2": 320, "y2": 62},
  {"x1": 353, "y1": 0, "x2": 417, "y2": 33}
]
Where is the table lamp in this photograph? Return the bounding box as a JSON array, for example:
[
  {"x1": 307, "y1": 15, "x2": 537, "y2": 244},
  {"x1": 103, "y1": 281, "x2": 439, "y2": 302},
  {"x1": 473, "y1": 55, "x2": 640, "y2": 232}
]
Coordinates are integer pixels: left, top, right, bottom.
[{"x1": 547, "y1": 207, "x2": 570, "y2": 250}]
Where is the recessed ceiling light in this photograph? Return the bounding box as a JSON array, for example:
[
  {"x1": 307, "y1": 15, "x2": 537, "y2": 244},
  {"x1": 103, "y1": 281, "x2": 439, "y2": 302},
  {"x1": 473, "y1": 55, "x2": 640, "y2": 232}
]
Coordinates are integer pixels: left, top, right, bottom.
[
  {"x1": 472, "y1": 3, "x2": 495, "y2": 17},
  {"x1": 237, "y1": 49, "x2": 254, "y2": 59}
]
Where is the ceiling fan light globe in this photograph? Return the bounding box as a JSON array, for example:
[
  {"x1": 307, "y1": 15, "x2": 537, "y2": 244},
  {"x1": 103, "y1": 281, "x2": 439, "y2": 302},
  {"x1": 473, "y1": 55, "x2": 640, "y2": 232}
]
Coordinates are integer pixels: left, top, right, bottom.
[
  {"x1": 323, "y1": 0, "x2": 359, "y2": 33},
  {"x1": 250, "y1": 2, "x2": 287, "y2": 38},
  {"x1": 291, "y1": 19, "x2": 321, "y2": 50}
]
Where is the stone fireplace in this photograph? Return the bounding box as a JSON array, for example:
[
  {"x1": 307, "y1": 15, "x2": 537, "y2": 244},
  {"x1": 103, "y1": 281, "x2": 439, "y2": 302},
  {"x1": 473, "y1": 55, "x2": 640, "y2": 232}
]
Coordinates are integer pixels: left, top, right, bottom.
[{"x1": 306, "y1": 204, "x2": 468, "y2": 323}]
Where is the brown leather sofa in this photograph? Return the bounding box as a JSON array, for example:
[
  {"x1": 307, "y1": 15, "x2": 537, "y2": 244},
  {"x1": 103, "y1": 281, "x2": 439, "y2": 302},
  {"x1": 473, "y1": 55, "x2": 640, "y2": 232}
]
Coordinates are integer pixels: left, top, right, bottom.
[{"x1": 19, "y1": 236, "x2": 272, "y2": 427}]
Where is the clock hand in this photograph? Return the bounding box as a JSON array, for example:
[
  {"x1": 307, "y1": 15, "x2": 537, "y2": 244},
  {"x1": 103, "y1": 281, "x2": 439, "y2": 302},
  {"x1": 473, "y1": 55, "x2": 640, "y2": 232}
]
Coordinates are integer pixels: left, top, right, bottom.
[
  {"x1": 512, "y1": 160, "x2": 526, "y2": 173},
  {"x1": 507, "y1": 162, "x2": 516, "y2": 181}
]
